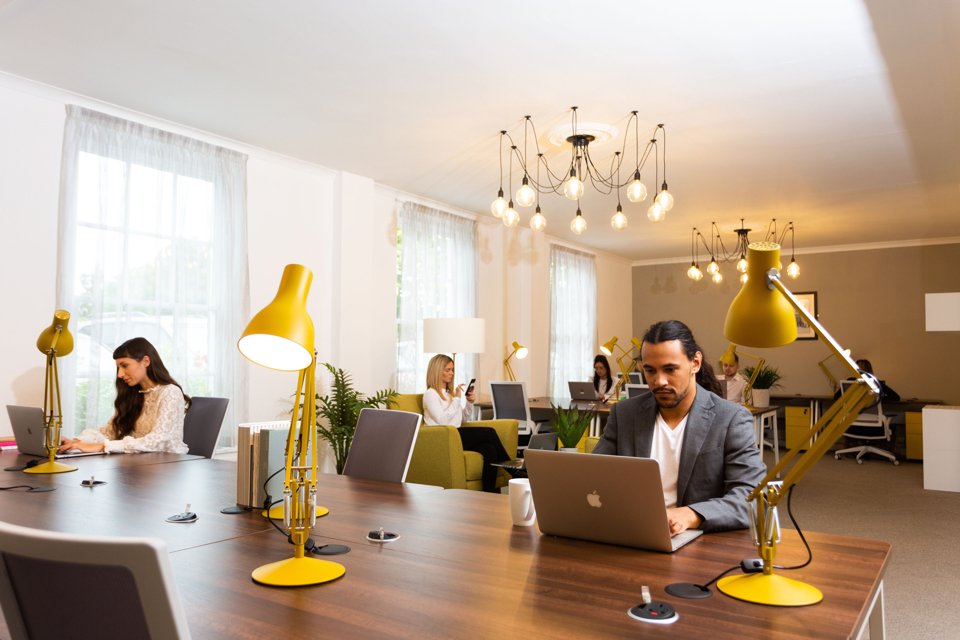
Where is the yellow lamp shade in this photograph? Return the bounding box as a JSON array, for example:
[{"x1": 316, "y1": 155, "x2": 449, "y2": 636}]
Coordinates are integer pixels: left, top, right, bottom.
[
  {"x1": 600, "y1": 337, "x2": 618, "y2": 357},
  {"x1": 512, "y1": 341, "x2": 528, "y2": 360},
  {"x1": 724, "y1": 242, "x2": 798, "y2": 348},
  {"x1": 238, "y1": 264, "x2": 314, "y2": 371},
  {"x1": 719, "y1": 343, "x2": 738, "y2": 366},
  {"x1": 36, "y1": 310, "x2": 74, "y2": 357}
]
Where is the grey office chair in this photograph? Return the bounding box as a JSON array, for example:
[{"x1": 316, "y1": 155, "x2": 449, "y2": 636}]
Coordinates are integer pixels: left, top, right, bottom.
[
  {"x1": 182, "y1": 396, "x2": 229, "y2": 458},
  {"x1": 342, "y1": 408, "x2": 421, "y2": 482},
  {"x1": 0, "y1": 520, "x2": 191, "y2": 640},
  {"x1": 834, "y1": 380, "x2": 898, "y2": 465},
  {"x1": 490, "y1": 381, "x2": 550, "y2": 448}
]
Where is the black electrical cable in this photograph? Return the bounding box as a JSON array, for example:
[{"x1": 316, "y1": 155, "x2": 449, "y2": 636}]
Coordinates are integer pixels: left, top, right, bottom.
[
  {"x1": 696, "y1": 565, "x2": 741, "y2": 590},
  {"x1": 0, "y1": 485, "x2": 56, "y2": 492},
  {"x1": 774, "y1": 484, "x2": 814, "y2": 571}
]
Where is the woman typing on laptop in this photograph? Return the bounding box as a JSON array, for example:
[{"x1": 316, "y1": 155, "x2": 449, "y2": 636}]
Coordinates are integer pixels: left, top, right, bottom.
[{"x1": 58, "y1": 337, "x2": 190, "y2": 455}]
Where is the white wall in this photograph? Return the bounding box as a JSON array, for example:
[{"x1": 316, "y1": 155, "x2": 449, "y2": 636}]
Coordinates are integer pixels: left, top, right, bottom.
[{"x1": 0, "y1": 73, "x2": 634, "y2": 438}]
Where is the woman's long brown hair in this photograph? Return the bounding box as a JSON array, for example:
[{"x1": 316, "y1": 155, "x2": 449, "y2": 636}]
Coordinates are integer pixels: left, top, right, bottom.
[{"x1": 111, "y1": 337, "x2": 189, "y2": 438}]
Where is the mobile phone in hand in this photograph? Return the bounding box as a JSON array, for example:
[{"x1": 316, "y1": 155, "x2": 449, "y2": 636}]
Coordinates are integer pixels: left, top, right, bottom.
[{"x1": 465, "y1": 378, "x2": 476, "y2": 395}]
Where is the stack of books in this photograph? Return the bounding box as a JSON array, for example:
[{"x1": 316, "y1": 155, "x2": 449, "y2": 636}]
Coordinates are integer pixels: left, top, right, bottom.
[{"x1": 0, "y1": 439, "x2": 17, "y2": 451}]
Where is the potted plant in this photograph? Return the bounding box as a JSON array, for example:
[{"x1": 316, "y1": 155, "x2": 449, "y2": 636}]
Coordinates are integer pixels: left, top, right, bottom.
[
  {"x1": 742, "y1": 364, "x2": 783, "y2": 408},
  {"x1": 313, "y1": 363, "x2": 397, "y2": 474},
  {"x1": 551, "y1": 404, "x2": 594, "y2": 451}
]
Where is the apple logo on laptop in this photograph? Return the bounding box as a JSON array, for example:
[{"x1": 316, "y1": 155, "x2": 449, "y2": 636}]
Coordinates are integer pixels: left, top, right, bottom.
[{"x1": 586, "y1": 490, "x2": 602, "y2": 508}]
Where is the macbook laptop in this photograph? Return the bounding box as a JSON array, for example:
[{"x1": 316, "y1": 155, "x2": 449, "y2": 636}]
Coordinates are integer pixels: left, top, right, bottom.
[
  {"x1": 567, "y1": 381, "x2": 599, "y2": 401},
  {"x1": 6, "y1": 405, "x2": 105, "y2": 459},
  {"x1": 523, "y1": 449, "x2": 703, "y2": 552},
  {"x1": 496, "y1": 432, "x2": 558, "y2": 471}
]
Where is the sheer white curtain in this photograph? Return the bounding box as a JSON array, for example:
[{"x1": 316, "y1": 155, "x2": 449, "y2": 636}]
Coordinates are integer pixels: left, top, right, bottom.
[
  {"x1": 56, "y1": 106, "x2": 249, "y2": 448},
  {"x1": 548, "y1": 245, "x2": 597, "y2": 398},
  {"x1": 396, "y1": 202, "x2": 478, "y2": 393}
]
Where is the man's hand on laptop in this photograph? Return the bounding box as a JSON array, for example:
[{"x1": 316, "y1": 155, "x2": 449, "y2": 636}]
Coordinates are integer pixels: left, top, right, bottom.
[{"x1": 666, "y1": 507, "x2": 702, "y2": 535}]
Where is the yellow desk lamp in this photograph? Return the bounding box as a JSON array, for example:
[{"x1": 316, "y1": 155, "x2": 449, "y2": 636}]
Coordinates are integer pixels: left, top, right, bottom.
[
  {"x1": 718, "y1": 343, "x2": 765, "y2": 409},
  {"x1": 238, "y1": 264, "x2": 345, "y2": 587},
  {"x1": 718, "y1": 242, "x2": 880, "y2": 607},
  {"x1": 600, "y1": 336, "x2": 642, "y2": 401},
  {"x1": 26, "y1": 310, "x2": 77, "y2": 475},
  {"x1": 503, "y1": 341, "x2": 528, "y2": 382}
]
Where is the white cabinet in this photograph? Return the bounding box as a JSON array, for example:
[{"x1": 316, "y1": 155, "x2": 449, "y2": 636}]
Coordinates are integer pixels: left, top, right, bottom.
[{"x1": 923, "y1": 406, "x2": 960, "y2": 492}]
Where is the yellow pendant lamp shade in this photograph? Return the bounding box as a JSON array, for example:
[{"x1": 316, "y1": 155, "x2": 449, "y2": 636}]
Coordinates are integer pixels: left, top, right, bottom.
[
  {"x1": 723, "y1": 242, "x2": 798, "y2": 348},
  {"x1": 36, "y1": 310, "x2": 74, "y2": 356},
  {"x1": 238, "y1": 264, "x2": 315, "y2": 371}
]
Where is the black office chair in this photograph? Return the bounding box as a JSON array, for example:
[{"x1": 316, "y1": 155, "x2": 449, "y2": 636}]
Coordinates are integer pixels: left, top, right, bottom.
[
  {"x1": 0, "y1": 520, "x2": 191, "y2": 640},
  {"x1": 490, "y1": 381, "x2": 551, "y2": 449},
  {"x1": 833, "y1": 381, "x2": 898, "y2": 465},
  {"x1": 342, "y1": 408, "x2": 421, "y2": 482},
  {"x1": 182, "y1": 396, "x2": 229, "y2": 458}
]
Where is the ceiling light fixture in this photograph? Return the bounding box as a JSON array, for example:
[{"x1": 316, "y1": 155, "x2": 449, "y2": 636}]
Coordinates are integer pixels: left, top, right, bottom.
[
  {"x1": 687, "y1": 219, "x2": 799, "y2": 284},
  {"x1": 492, "y1": 107, "x2": 672, "y2": 233}
]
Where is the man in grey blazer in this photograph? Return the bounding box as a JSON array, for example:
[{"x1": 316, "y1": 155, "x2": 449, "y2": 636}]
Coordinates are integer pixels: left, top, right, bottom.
[{"x1": 593, "y1": 320, "x2": 766, "y2": 534}]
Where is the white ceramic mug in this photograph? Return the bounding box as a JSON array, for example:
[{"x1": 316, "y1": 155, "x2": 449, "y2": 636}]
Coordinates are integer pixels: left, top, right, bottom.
[{"x1": 509, "y1": 478, "x2": 536, "y2": 526}]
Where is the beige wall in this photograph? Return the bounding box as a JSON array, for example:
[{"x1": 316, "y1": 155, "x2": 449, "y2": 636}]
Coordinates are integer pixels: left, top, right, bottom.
[{"x1": 632, "y1": 243, "x2": 960, "y2": 404}]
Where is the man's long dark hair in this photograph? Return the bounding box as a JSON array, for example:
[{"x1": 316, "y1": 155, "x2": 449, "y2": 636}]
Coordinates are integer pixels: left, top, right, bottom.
[
  {"x1": 111, "y1": 337, "x2": 188, "y2": 438},
  {"x1": 593, "y1": 354, "x2": 614, "y2": 392},
  {"x1": 642, "y1": 320, "x2": 723, "y2": 396}
]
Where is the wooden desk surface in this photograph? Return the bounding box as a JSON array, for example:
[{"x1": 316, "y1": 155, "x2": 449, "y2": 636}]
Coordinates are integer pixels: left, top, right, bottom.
[{"x1": 0, "y1": 453, "x2": 889, "y2": 639}]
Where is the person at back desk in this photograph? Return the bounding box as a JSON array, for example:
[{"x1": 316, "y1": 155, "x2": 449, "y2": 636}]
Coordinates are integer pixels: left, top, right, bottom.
[
  {"x1": 833, "y1": 358, "x2": 900, "y2": 402},
  {"x1": 592, "y1": 320, "x2": 766, "y2": 534}
]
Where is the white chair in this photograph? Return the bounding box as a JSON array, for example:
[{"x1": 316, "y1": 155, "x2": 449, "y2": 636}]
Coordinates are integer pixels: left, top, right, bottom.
[
  {"x1": 0, "y1": 520, "x2": 191, "y2": 640},
  {"x1": 342, "y1": 408, "x2": 422, "y2": 482},
  {"x1": 834, "y1": 380, "x2": 898, "y2": 465}
]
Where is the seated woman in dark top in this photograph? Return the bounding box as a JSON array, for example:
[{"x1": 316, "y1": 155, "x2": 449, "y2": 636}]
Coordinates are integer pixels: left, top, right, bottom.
[{"x1": 834, "y1": 358, "x2": 900, "y2": 402}]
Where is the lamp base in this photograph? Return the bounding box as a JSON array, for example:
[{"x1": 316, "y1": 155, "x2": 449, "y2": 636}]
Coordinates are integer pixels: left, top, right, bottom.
[
  {"x1": 717, "y1": 572, "x2": 823, "y2": 606},
  {"x1": 252, "y1": 555, "x2": 345, "y2": 587},
  {"x1": 24, "y1": 460, "x2": 77, "y2": 474},
  {"x1": 262, "y1": 504, "x2": 329, "y2": 520}
]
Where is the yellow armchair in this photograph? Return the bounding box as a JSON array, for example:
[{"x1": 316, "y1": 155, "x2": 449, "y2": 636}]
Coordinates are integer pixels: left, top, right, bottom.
[{"x1": 388, "y1": 394, "x2": 518, "y2": 491}]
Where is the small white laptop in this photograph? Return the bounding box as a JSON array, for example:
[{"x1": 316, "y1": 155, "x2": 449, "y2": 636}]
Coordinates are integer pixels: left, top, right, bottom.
[
  {"x1": 6, "y1": 405, "x2": 104, "y2": 459},
  {"x1": 523, "y1": 449, "x2": 703, "y2": 553},
  {"x1": 567, "y1": 381, "x2": 599, "y2": 401}
]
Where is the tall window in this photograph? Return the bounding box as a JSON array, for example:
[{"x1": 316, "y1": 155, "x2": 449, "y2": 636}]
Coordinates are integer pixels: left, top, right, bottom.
[
  {"x1": 396, "y1": 202, "x2": 477, "y2": 392},
  {"x1": 57, "y1": 106, "x2": 248, "y2": 448},
  {"x1": 548, "y1": 245, "x2": 597, "y2": 398}
]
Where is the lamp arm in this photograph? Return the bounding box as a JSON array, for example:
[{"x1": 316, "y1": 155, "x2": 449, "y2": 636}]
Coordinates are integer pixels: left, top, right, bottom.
[
  {"x1": 504, "y1": 347, "x2": 518, "y2": 382},
  {"x1": 610, "y1": 345, "x2": 640, "y2": 398}
]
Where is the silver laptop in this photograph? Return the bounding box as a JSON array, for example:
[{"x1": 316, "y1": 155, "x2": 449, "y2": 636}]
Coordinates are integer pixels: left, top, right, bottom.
[
  {"x1": 567, "y1": 381, "x2": 599, "y2": 400},
  {"x1": 6, "y1": 405, "x2": 105, "y2": 459},
  {"x1": 524, "y1": 449, "x2": 703, "y2": 552}
]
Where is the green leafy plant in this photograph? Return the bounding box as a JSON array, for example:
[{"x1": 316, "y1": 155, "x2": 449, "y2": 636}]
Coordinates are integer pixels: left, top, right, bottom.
[
  {"x1": 551, "y1": 404, "x2": 594, "y2": 449},
  {"x1": 312, "y1": 363, "x2": 397, "y2": 474},
  {"x1": 742, "y1": 364, "x2": 784, "y2": 390}
]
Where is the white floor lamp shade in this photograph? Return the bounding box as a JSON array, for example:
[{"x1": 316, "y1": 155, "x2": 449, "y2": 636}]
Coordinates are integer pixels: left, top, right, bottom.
[{"x1": 423, "y1": 318, "x2": 486, "y2": 355}]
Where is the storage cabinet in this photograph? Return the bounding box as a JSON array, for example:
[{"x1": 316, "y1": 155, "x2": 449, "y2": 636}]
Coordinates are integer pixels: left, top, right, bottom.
[
  {"x1": 785, "y1": 405, "x2": 813, "y2": 451},
  {"x1": 905, "y1": 411, "x2": 923, "y2": 460}
]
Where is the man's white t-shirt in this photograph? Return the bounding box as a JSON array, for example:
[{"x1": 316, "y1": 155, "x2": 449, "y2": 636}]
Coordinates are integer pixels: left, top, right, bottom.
[{"x1": 649, "y1": 412, "x2": 689, "y2": 508}]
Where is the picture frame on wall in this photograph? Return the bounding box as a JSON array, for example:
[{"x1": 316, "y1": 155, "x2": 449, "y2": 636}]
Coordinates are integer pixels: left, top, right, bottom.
[{"x1": 794, "y1": 291, "x2": 818, "y2": 340}]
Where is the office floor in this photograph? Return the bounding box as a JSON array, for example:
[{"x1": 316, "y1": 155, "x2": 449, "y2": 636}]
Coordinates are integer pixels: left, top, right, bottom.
[{"x1": 771, "y1": 451, "x2": 960, "y2": 640}]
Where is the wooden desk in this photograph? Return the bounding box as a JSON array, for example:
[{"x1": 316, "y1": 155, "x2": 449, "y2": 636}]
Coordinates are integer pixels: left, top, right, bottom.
[{"x1": 0, "y1": 453, "x2": 889, "y2": 639}]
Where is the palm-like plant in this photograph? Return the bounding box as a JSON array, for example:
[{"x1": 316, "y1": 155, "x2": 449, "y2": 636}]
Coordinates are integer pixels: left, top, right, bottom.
[
  {"x1": 551, "y1": 404, "x2": 594, "y2": 449},
  {"x1": 314, "y1": 363, "x2": 397, "y2": 474},
  {"x1": 742, "y1": 364, "x2": 784, "y2": 390}
]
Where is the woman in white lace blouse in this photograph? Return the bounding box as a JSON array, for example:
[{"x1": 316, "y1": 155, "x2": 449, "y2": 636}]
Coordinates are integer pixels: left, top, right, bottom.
[{"x1": 59, "y1": 337, "x2": 190, "y2": 454}]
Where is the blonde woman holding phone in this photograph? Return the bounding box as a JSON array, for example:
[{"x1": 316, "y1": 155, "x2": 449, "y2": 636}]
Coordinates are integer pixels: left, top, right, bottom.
[{"x1": 423, "y1": 354, "x2": 509, "y2": 492}]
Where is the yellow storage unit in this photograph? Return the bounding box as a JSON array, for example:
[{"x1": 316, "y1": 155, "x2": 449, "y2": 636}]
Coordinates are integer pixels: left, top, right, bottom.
[
  {"x1": 906, "y1": 411, "x2": 923, "y2": 460},
  {"x1": 785, "y1": 405, "x2": 813, "y2": 451}
]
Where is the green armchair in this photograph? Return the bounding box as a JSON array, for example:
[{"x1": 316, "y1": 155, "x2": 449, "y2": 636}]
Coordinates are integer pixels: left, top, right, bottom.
[{"x1": 388, "y1": 394, "x2": 518, "y2": 491}]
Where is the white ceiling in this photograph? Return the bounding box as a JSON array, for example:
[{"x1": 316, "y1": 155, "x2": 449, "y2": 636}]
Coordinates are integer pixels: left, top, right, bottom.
[{"x1": 0, "y1": 0, "x2": 957, "y2": 261}]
